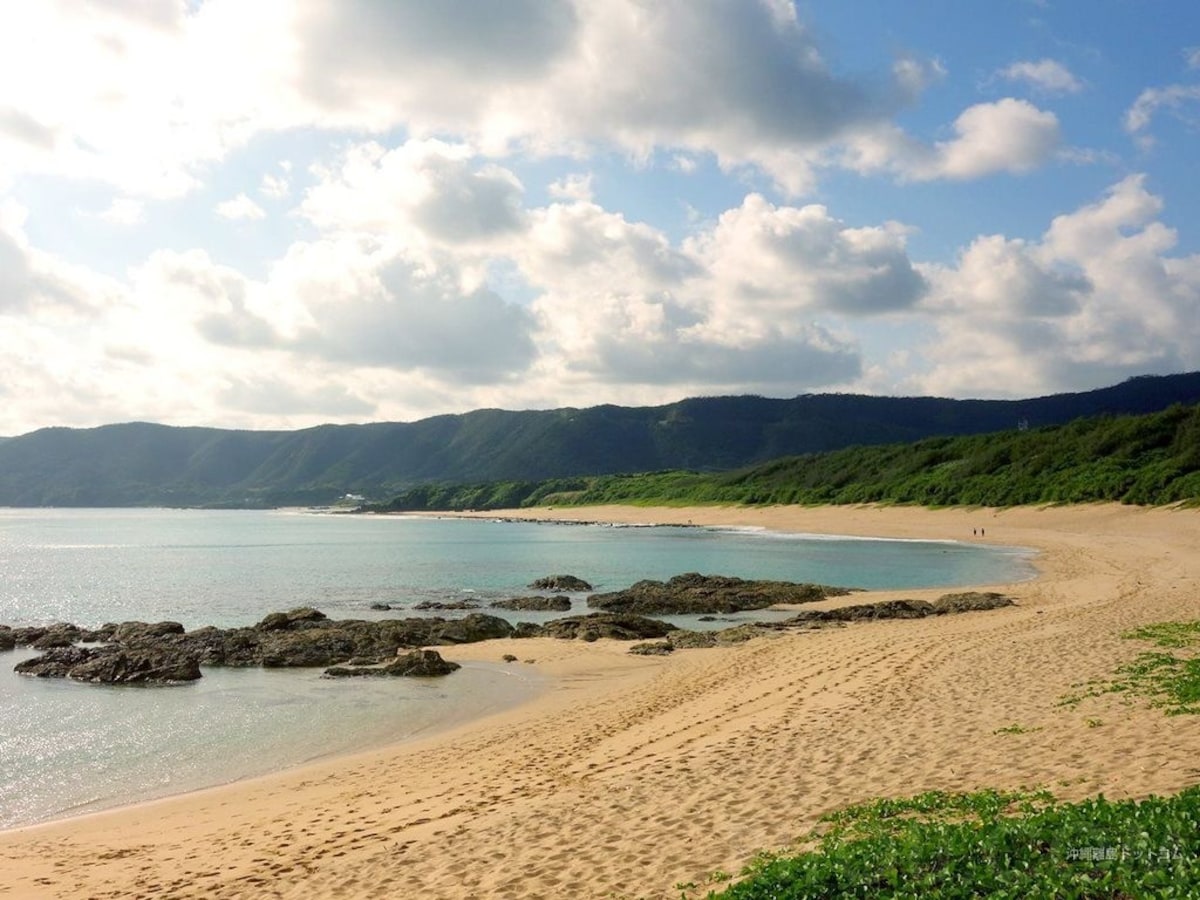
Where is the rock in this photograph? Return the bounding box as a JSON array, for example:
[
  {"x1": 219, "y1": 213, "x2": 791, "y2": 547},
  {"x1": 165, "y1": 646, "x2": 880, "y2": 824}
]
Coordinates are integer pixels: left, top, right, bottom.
[
  {"x1": 0, "y1": 627, "x2": 14, "y2": 651},
  {"x1": 324, "y1": 649, "x2": 461, "y2": 678},
  {"x1": 16, "y1": 642, "x2": 200, "y2": 684},
  {"x1": 369, "y1": 603, "x2": 392, "y2": 611},
  {"x1": 112, "y1": 621, "x2": 185, "y2": 644},
  {"x1": 502, "y1": 654, "x2": 518, "y2": 662},
  {"x1": 512, "y1": 622, "x2": 546, "y2": 638},
  {"x1": 931, "y1": 592, "x2": 1014, "y2": 614},
  {"x1": 69, "y1": 649, "x2": 201, "y2": 684},
  {"x1": 427, "y1": 614, "x2": 514, "y2": 644},
  {"x1": 629, "y1": 641, "x2": 674, "y2": 655},
  {"x1": 587, "y1": 573, "x2": 855, "y2": 615},
  {"x1": 414, "y1": 600, "x2": 482, "y2": 611},
  {"x1": 491, "y1": 595, "x2": 572, "y2": 612},
  {"x1": 15, "y1": 646, "x2": 100, "y2": 678},
  {"x1": 540, "y1": 613, "x2": 676, "y2": 642},
  {"x1": 780, "y1": 593, "x2": 1014, "y2": 626},
  {"x1": 784, "y1": 599, "x2": 936, "y2": 624},
  {"x1": 31, "y1": 624, "x2": 83, "y2": 649},
  {"x1": 529, "y1": 575, "x2": 593, "y2": 592},
  {"x1": 10, "y1": 626, "x2": 49, "y2": 647},
  {"x1": 255, "y1": 608, "x2": 328, "y2": 631},
  {"x1": 665, "y1": 630, "x2": 718, "y2": 649}
]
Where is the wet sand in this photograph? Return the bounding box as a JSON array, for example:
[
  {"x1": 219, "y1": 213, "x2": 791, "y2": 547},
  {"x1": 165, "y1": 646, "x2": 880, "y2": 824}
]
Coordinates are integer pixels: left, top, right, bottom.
[{"x1": 2, "y1": 503, "x2": 1198, "y2": 898}]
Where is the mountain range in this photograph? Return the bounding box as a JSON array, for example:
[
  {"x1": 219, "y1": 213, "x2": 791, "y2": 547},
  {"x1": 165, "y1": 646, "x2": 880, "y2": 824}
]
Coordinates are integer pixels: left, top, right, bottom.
[{"x1": 2, "y1": 372, "x2": 1199, "y2": 507}]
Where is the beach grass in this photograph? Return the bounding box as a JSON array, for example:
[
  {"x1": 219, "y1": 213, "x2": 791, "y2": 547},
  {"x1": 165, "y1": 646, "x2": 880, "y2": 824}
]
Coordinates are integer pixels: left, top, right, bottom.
[{"x1": 702, "y1": 787, "x2": 1200, "y2": 898}]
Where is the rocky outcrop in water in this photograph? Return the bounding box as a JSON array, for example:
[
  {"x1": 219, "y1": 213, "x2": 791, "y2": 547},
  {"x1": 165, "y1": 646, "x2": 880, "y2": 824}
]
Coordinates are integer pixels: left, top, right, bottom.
[
  {"x1": 7, "y1": 608, "x2": 515, "y2": 684},
  {"x1": 529, "y1": 575, "x2": 593, "y2": 591},
  {"x1": 14, "y1": 646, "x2": 201, "y2": 683},
  {"x1": 492, "y1": 595, "x2": 573, "y2": 612},
  {"x1": 587, "y1": 573, "x2": 856, "y2": 615},
  {"x1": 413, "y1": 600, "x2": 482, "y2": 611}
]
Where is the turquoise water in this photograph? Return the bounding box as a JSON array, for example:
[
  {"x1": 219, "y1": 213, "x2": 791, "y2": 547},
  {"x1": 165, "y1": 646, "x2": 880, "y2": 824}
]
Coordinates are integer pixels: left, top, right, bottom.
[{"x1": 0, "y1": 509, "x2": 1035, "y2": 829}]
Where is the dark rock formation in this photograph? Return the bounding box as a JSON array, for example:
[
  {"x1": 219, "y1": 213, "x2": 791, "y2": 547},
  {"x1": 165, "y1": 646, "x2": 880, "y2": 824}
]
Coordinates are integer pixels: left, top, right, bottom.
[
  {"x1": 0, "y1": 627, "x2": 14, "y2": 651},
  {"x1": 369, "y1": 603, "x2": 392, "y2": 611},
  {"x1": 15, "y1": 646, "x2": 200, "y2": 683},
  {"x1": 112, "y1": 621, "x2": 185, "y2": 644},
  {"x1": 539, "y1": 613, "x2": 676, "y2": 642},
  {"x1": 512, "y1": 622, "x2": 546, "y2": 638},
  {"x1": 782, "y1": 592, "x2": 1014, "y2": 625},
  {"x1": 31, "y1": 625, "x2": 83, "y2": 650},
  {"x1": 256, "y1": 607, "x2": 327, "y2": 631},
  {"x1": 629, "y1": 641, "x2": 674, "y2": 655},
  {"x1": 529, "y1": 575, "x2": 593, "y2": 592},
  {"x1": 324, "y1": 649, "x2": 460, "y2": 678},
  {"x1": 413, "y1": 600, "x2": 482, "y2": 611},
  {"x1": 491, "y1": 595, "x2": 573, "y2": 612},
  {"x1": 931, "y1": 591, "x2": 1014, "y2": 614},
  {"x1": 587, "y1": 573, "x2": 855, "y2": 615},
  {"x1": 7, "y1": 608, "x2": 517, "y2": 681}
]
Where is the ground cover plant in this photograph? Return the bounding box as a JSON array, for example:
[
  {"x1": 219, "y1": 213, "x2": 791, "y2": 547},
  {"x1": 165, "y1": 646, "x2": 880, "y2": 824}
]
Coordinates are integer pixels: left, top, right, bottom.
[
  {"x1": 697, "y1": 787, "x2": 1200, "y2": 898},
  {"x1": 1062, "y1": 620, "x2": 1200, "y2": 716}
]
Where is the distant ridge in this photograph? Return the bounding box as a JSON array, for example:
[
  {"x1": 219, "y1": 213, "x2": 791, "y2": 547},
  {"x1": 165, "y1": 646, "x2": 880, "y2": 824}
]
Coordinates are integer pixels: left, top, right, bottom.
[{"x1": 2, "y1": 372, "x2": 1199, "y2": 507}]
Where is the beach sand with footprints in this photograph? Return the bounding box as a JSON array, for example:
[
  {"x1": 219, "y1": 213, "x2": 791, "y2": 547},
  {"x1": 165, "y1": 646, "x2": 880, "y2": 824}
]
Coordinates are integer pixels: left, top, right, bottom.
[{"x1": 2, "y1": 503, "x2": 1199, "y2": 898}]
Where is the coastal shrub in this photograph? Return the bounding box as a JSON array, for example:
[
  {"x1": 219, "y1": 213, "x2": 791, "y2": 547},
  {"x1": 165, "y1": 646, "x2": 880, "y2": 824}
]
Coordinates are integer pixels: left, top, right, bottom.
[{"x1": 706, "y1": 787, "x2": 1200, "y2": 899}]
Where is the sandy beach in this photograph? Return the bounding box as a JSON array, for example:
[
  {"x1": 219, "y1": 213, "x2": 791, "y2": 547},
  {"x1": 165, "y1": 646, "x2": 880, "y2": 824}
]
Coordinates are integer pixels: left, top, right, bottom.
[{"x1": 2, "y1": 502, "x2": 1199, "y2": 899}]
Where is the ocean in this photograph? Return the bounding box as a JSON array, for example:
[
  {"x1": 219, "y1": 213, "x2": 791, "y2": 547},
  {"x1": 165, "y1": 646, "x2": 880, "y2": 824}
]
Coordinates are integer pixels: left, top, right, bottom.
[{"x1": 0, "y1": 508, "x2": 1035, "y2": 829}]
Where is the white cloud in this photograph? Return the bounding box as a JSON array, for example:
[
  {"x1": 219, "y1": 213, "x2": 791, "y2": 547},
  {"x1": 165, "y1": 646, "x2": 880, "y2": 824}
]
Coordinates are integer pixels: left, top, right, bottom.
[
  {"x1": 1186, "y1": 47, "x2": 1200, "y2": 69},
  {"x1": 215, "y1": 193, "x2": 267, "y2": 220},
  {"x1": 924, "y1": 99, "x2": 1062, "y2": 179},
  {"x1": 302, "y1": 140, "x2": 526, "y2": 246},
  {"x1": 914, "y1": 176, "x2": 1200, "y2": 397},
  {"x1": 1124, "y1": 84, "x2": 1200, "y2": 149},
  {"x1": 997, "y1": 59, "x2": 1083, "y2": 94},
  {"x1": 548, "y1": 173, "x2": 593, "y2": 201},
  {"x1": 260, "y1": 172, "x2": 290, "y2": 199}
]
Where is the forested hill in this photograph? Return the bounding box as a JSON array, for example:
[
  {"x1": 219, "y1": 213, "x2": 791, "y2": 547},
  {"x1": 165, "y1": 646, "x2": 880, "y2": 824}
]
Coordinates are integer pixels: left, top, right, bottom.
[
  {"x1": 1, "y1": 372, "x2": 1199, "y2": 507},
  {"x1": 378, "y1": 402, "x2": 1200, "y2": 511}
]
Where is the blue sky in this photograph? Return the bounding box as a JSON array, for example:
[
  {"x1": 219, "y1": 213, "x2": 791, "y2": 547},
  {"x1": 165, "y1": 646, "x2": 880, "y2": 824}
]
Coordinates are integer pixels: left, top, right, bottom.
[{"x1": 0, "y1": 0, "x2": 1197, "y2": 434}]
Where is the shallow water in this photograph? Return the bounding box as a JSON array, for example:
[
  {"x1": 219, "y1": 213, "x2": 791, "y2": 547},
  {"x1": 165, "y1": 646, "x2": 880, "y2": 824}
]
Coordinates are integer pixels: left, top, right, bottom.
[{"x1": 0, "y1": 509, "x2": 1035, "y2": 828}]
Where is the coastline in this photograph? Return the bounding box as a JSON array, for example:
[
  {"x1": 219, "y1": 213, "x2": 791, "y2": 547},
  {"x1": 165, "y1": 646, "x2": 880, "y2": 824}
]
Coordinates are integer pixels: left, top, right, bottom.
[{"x1": 3, "y1": 502, "x2": 1199, "y2": 898}]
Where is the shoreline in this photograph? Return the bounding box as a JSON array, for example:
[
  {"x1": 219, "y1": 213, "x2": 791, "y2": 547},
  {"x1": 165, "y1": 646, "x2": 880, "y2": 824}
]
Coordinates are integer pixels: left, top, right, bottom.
[{"x1": 2, "y1": 502, "x2": 1199, "y2": 898}]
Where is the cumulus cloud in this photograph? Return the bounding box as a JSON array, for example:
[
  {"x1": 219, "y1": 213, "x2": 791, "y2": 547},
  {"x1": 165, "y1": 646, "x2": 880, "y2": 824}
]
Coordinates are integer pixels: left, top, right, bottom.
[
  {"x1": 996, "y1": 59, "x2": 1083, "y2": 94},
  {"x1": 922, "y1": 99, "x2": 1062, "y2": 179},
  {"x1": 302, "y1": 140, "x2": 526, "y2": 246},
  {"x1": 913, "y1": 175, "x2": 1200, "y2": 397},
  {"x1": 516, "y1": 193, "x2": 926, "y2": 391},
  {"x1": 687, "y1": 194, "x2": 927, "y2": 324}
]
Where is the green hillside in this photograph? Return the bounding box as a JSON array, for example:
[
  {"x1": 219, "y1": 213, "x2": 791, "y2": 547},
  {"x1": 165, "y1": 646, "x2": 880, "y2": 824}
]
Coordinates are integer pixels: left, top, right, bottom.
[
  {"x1": 1, "y1": 372, "x2": 1198, "y2": 507},
  {"x1": 376, "y1": 403, "x2": 1200, "y2": 511}
]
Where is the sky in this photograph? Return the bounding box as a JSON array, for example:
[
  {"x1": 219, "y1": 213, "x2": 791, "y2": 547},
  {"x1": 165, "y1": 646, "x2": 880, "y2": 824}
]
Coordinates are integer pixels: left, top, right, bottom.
[{"x1": 1, "y1": 0, "x2": 1198, "y2": 436}]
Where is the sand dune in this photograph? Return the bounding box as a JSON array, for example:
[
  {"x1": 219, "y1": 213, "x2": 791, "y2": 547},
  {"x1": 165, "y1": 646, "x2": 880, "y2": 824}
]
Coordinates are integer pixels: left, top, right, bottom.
[{"x1": 2, "y1": 503, "x2": 1199, "y2": 898}]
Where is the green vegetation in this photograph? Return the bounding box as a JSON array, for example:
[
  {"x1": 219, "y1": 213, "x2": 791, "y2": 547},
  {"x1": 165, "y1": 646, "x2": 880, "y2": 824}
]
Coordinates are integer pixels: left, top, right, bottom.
[
  {"x1": 696, "y1": 787, "x2": 1200, "y2": 899},
  {"x1": 378, "y1": 403, "x2": 1200, "y2": 511},
  {"x1": 3, "y1": 373, "x2": 1200, "y2": 507},
  {"x1": 1064, "y1": 620, "x2": 1200, "y2": 717}
]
